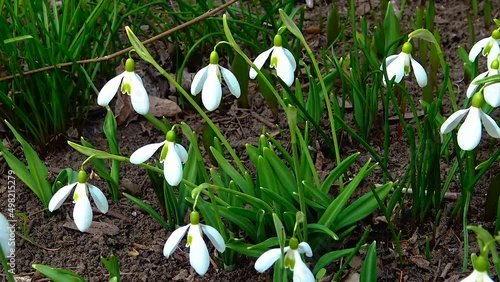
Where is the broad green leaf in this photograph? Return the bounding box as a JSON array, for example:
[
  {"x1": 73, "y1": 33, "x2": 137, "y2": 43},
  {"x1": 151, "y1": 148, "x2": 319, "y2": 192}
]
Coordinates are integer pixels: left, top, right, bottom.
[
  {"x1": 101, "y1": 255, "x2": 120, "y2": 282},
  {"x1": 360, "y1": 241, "x2": 377, "y2": 282},
  {"x1": 321, "y1": 152, "x2": 360, "y2": 193},
  {"x1": 307, "y1": 223, "x2": 339, "y2": 240},
  {"x1": 32, "y1": 264, "x2": 86, "y2": 282},
  {"x1": 313, "y1": 248, "x2": 356, "y2": 274},
  {"x1": 210, "y1": 147, "x2": 253, "y2": 196}
]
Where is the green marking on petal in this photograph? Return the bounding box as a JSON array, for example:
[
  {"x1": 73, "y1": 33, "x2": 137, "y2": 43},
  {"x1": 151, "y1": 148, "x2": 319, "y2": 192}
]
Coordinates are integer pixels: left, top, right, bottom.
[
  {"x1": 160, "y1": 142, "x2": 168, "y2": 161},
  {"x1": 186, "y1": 233, "x2": 193, "y2": 247},
  {"x1": 270, "y1": 55, "x2": 278, "y2": 68},
  {"x1": 73, "y1": 192, "x2": 79, "y2": 202},
  {"x1": 125, "y1": 58, "x2": 135, "y2": 72},
  {"x1": 402, "y1": 42, "x2": 413, "y2": 54},
  {"x1": 121, "y1": 82, "x2": 132, "y2": 95},
  {"x1": 284, "y1": 250, "x2": 295, "y2": 270},
  {"x1": 404, "y1": 63, "x2": 411, "y2": 75},
  {"x1": 77, "y1": 170, "x2": 88, "y2": 184},
  {"x1": 471, "y1": 92, "x2": 485, "y2": 108},
  {"x1": 484, "y1": 41, "x2": 493, "y2": 55}
]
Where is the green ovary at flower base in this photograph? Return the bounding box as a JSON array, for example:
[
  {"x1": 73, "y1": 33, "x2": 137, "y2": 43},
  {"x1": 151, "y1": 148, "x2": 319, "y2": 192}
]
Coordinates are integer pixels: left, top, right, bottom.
[
  {"x1": 380, "y1": 41, "x2": 428, "y2": 88},
  {"x1": 0, "y1": 213, "x2": 10, "y2": 258},
  {"x1": 163, "y1": 211, "x2": 226, "y2": 276},
  {"x1": 460, "y1": 255, "x2": 493, "y2": 282},
  {"x1": 249, "y1": 34, "x2": 297, "y2": 87},
  {"x1": 440, "y1": 92, "x2": 500, "y2": 150},
  {"x1": 466, "y1": 58, "x2": 500, "y2": 107},
  {"x1": 129, "y1": 130, "x2": 188, "y2": 186},
  {"x1": 254, "y1": 237, "x2": 315, "y2": 282},
  {"x1": 469, "y1": 28, "x2": 500, "y2": 67},
  {"x1": 48, "y1": 170, "x2": 109, "y2": 232},
  {"x1": 190, "y1": 50, "x2": 241, "y2": 111},
  {"x1": 97, "y1": 57, "x2": 149, "y2": 115}
]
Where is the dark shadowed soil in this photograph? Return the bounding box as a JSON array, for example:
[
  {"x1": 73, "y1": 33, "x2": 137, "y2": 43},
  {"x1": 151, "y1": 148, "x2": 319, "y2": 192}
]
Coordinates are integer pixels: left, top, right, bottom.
[{"x1": 1, "y1": 0, "x2": 500, "y2": 281}]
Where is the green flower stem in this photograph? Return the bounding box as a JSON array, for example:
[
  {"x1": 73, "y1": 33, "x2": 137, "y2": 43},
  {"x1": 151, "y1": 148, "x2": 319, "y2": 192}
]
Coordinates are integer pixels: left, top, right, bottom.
[
  {"x1": 279, "y1": 9, "x2": 344, "y2": 190},
  {"x1": 462, "y1": 150, "x2": 476, "y2": 271},
  {"x1": 288, "y1": 122, "x2": 307, "y2": 241},
  {"x1": 143, "y1": 114, "x2": 169, "y2": 135}
]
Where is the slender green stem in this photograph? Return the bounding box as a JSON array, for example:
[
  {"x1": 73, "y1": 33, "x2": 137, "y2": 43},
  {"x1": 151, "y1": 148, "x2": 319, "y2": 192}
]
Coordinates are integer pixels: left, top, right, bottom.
[{"x1": 462, "y1": 151, "x2": 476, "y2": 271}]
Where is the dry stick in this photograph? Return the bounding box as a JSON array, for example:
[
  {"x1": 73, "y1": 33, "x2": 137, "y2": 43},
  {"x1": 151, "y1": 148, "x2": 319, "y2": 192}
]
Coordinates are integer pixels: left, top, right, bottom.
[{"x1": 0, "y1": 0, "x2": 238, "y2": 82}]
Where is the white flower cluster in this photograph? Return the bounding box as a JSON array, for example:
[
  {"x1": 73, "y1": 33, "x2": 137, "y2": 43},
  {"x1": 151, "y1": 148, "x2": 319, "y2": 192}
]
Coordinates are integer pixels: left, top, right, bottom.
[{"x1": 440, "y1": 29, "x2": 500, "y2": 150}]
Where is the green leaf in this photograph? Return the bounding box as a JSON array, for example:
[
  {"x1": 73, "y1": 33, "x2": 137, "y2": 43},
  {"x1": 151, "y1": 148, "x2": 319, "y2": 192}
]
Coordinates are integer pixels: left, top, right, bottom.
[
  {"x1": 68, "y1": 141, "x2": 128, "y2": 162},
  {"x1": 318, "y1": 160, "x2": 376, "y2": 228},
  {"x1": 279, "y1": 9, "x2": 305, "y2": 42},
  {"x1": 334, "y1": 182, "x2": 393, "y2": 230},
  {"x1": 313, "y1": 248, "x2": 356, "y2": 274},
  {"x1": 4, "y1": 35, "x2": 33, "y2": 44},
  {"x1": 360, "y1": 241, "x2": 377, "y2": 282},
  {"x1": 32, "y1": 264, "x2": 87, "y2": 282},
  {"x1": 101, "y1": 255, "x2": 120, "y2": 282},
  {"x1": 321, "y1": 152, "x2": 360, "y2": 193},
  {"x1": 210, "y1": 147, "x2": 253, "y2": 196},
  {"x1": 307, "y1": 223, "x2": 339, "y2": 240}
]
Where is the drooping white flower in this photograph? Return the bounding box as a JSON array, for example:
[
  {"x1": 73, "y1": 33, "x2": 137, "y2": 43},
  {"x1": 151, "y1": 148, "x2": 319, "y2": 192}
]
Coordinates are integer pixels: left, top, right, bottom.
[
  {"x1": 48, "y1": 170, "x2": 108, "y2": 232},
  {"x1": 249, "y1": 34, "x2": 297, "y2": 87},
  {"x1": 467, "y1": 58, "x2": 500, "y2": 107},
  {"x1": 305, "y1": 0, "x2": 314, "y2": 8},
  {"x1": 163, "y1": 211, "x2": 226, "y2": 276},
  {"x1": 440, "y1": 92, "x2": 500, "y2": 150},
  {"x1": 97, "y1": 58, "x2": 149, "y2": 115},
  {"x1": 461, "y1": 255, "x2": 494, "y2": 282},
  {"x1": 191, "y1": 51, "x2": 241, "y2": 111},
  {"x1": 469, "y1": 29, "x2": 500, "y2": 67},
  {"x1": 129, "y1": 130, "x2": 188, "y2": 186},
  {"x1": 380, "y1": 41, "x2": 427, "y2": 88},
  {"x1": 0, "y1": 213, "x2": 11, "y2": 258},
  {"x1": 254, "y1": 237, "x2": 314, "y2": 282}
]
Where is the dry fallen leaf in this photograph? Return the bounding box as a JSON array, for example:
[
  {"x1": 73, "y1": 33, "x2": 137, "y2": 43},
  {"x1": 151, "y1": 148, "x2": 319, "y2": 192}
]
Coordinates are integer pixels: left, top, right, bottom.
[{"x1": 148, "y1": 95, "x2": 181, "y2": 117}]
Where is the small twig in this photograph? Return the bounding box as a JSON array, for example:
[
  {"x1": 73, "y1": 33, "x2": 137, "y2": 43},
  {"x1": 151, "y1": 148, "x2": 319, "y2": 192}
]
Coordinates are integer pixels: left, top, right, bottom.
[{"x1": 0, "y1": 0, "x2": 238, "y2": 82}]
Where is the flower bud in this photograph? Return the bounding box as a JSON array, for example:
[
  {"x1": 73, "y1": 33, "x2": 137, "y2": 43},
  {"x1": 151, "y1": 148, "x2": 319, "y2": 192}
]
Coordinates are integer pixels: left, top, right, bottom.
[
  {"x1": 125, "y1": 58, "x2": 136, "y2": 72},
  {"x1": 77, "y1": 170, "x2": 88, "y2": 184}
]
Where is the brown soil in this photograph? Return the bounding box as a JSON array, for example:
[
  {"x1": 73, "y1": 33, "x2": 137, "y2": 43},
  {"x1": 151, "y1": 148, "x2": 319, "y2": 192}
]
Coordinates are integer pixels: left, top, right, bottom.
[{"x1": 1, "y1": 1, "x2": 500, "y2": 282}]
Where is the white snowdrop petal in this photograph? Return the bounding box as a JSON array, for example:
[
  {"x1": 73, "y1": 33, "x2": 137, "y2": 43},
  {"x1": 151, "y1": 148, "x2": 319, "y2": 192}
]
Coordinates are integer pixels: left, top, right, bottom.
[
  {"x1": 164, "y1": 142, "x2": 184, "y2": 186},
  {"x1": 440, "y1": 109, "x2": 470, "y2": 134},
  {"x1": 457, "y1": 107, "x2": 482, "y2": 150},
  {"x1": 191, "y1": 65, "x2": 209, "y2": 95},
  {"x1": 292, "y1": 251, "x2": 315, "y2": 282},
  {"x1": 298, "y1": 242, "x2": 313, "y2": 257},
  {"x1": 72, "y1": 184, "x2": 93, "y2": 232},
  {"x1": 467, "y1": 71, "x2": 488, "y2": 98},
  {"x1": 48, "y1": 183, "x2": 76, "y2": 212},
  {"x1": 0, "y1": 213, "x2": 11, "y2": 258},
  {"x1": 174, "y1": 144, "x2": 188, "y2": 164},
  {"x1": 380, "y1": 55, "x2": 400, "y2": 71},
  {"x1": 254, "y1": 248, "x2": 282, "y2": 273},
  {"x1": 201, "y1": 67, "x2": 222, "y2": 111},
  {"x1": 410, "y1": 58, "x2": 428, "y2": 87},
  {"x1": 384, "y1": 54, "x2": 406, "y2": 85},
  {"x1": 469, "y1": 38, "x2": 490, "y2": 62},
  {"x1": 460, "y1": 270, "x2": 494, "y2": 282},
  {"x1": 283, "y1": 47, "x2": 297, "y2": 71},
  {"x1": 481, "y1": 111, "x2": 500, "y2": 138},
  {"x1": 306, "y1": 0, "x2": 314, "y2": 8},
  {"x1": 163, "y1": 224, "x2": 190, "y2": 257},
  {"x1": 487, "y1": 42, "x2": 500, "y2": 67},
  {"x1": 249, "y1": 48, "x2": 274, "y2": 79},
  {"x1": 88, "y1": 184, "x2": 109, "y2": 214},
  {"x1": 201, "y1": 224, "x2": 226, "y2": 253},
  {"x1": 274, "y1": 47, "x2": 295, "y2": 86},
  {"x1": 97, "y1": 73, "x2": 124, "y2": 106},
  {"x1": 189, "y1": 225, "x2": 210, "y2": 275},
  {"x1": 130, "y1": 75, "x2": 149, "y2": 115},
  {"x1": 219, "y1": 65, "x2": 241, "y2": 98},
  {"x1": 129, "y1": 141, "x2": 166, "y2": 164}
]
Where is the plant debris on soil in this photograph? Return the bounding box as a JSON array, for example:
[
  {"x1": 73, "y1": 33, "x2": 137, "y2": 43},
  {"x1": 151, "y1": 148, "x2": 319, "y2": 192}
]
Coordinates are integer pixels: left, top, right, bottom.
[{"x1": 1, "y1": 0, "x2": 500, "y2": 281}]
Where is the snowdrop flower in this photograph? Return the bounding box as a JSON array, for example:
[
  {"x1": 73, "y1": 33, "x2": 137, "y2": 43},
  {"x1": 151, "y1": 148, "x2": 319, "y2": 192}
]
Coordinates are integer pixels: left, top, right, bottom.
[
  {"x1": 48, "y1": 170, "x2": 108, "y2": 232},
  {"x1": 0, "y1": 213, "x2": 10, "y2": 257},
  {"x1": 249, "y1": 34, "x2": 297, "y2": 87},
  {"x1": 461, "y1": 255, "x2": 493, "y2": 282},
  {"x1": 129, "y1": 130, "x2": 187, "y2": 186},
  {"x1": 97, "y1": 58, "x2": 149, "y2": 115},
  {"x1": 191, "y1": 51, "x2": 241, "y2": 111},
  {"x1": 469, "y1": 29, "x2": 500, "y2": 68},
  {"x1": 466, "y1": 58, "x2": 500, "y2": 107},
  {"x1": 255, "y1": 237, "x2": 314, "y2": 282},
  {"x1": 163, "y1": 211, "x2": 225, "y2": 275},
  {"x1": 381, "y1": 42, "x2": 427, "y2": 87},
  {"x1": 440, "y1": 92, "x2": 500, "y2": 150},
  {"x1": 305, "y1": 0, "x2": 313, "y2": 8}
]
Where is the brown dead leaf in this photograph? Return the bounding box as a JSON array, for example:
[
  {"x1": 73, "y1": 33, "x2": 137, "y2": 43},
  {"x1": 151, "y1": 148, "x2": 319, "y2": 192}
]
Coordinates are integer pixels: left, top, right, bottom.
[
  {"x1": 128, "y1": 248, "x2": 140, "y2": 257},
  {"x1": 63, "y1": 221, "x2": 120, "y2": 235},
  {"x1": 115, "y1": 93, "x2": 134, "y2": 125},
  {"x1": 148, "y1": 95, "x2": 181, "y2": 117}
]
